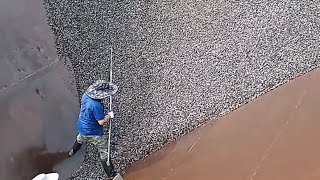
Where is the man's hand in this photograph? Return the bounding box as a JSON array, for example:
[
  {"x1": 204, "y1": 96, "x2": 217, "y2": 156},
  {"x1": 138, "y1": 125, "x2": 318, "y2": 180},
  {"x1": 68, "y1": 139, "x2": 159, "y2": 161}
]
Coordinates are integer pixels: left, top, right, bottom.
[
  {"x1": 98, "y1": 111, "x2": 115, "y2": 126},
  {"x1": 108, "y1": 111, "x2": 114, "y2": 118}
]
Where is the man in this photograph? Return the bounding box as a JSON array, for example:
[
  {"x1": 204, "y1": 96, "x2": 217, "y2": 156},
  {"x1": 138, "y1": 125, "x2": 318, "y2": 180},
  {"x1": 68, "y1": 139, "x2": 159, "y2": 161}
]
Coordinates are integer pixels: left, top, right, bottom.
[{"x1": 68, "y1": 80, "x2": 118, "y2": 177}]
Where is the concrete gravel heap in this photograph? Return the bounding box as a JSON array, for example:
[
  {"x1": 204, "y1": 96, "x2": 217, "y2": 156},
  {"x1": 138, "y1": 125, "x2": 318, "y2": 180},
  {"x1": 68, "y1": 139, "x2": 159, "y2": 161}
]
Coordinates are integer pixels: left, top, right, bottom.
[{"x1": 43, "y1": 0, "x2": 320, "y2": 179}]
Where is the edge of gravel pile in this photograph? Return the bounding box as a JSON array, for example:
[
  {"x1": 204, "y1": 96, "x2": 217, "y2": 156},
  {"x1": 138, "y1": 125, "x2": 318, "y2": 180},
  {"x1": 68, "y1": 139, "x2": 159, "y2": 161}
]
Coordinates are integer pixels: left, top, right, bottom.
[{"x1": 43, "y1": 0, "x2": 320, "y2": 179}]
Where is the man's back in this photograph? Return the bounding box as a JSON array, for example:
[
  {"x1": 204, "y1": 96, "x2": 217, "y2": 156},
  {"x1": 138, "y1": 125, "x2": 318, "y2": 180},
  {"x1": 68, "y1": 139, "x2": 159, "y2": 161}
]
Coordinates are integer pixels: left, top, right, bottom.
[{"x1": 77, "y1": 93, "x2": 104, "y2": 136}]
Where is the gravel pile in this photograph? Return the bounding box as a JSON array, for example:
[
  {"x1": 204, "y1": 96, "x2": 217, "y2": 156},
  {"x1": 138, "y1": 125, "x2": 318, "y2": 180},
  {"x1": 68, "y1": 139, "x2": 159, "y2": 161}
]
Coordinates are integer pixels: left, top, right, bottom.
[{"x1": 43, "y1": 0, "x2": 320, "y2": 179}]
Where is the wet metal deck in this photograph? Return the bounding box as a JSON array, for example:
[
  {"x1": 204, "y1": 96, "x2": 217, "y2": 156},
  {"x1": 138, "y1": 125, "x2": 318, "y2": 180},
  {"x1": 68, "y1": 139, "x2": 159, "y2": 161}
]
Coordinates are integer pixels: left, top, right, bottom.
[{"x1": 0, "y1": 0, "x2": 79, "y2": 179}]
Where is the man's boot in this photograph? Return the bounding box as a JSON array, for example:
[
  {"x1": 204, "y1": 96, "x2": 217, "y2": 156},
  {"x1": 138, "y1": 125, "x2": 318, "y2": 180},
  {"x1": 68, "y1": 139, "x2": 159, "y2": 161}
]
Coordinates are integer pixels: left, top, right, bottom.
[
  {"x1": 68, "y1": 140, "x2": 82, "y2": 157},
  {"x1": 101, "y1": 159, "x2": 116, "y2": 178}
]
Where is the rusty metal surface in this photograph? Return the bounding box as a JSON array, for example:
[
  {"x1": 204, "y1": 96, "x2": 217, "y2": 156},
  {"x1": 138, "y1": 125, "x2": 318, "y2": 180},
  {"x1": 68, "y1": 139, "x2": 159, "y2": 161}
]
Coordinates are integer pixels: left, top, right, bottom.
[
  {"x1": 124, "y1": 68, "x2": 320, "y2": 180},
  {"x1": 0, "y1": 0, "x2": 79, "y2": 179}
]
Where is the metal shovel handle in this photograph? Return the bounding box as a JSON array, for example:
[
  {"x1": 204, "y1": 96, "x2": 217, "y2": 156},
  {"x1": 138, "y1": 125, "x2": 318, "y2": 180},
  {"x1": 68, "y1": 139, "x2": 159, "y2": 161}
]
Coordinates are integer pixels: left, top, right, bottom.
[{"x1": 107, "y1": 47, "x2": 113, "y2": 165}]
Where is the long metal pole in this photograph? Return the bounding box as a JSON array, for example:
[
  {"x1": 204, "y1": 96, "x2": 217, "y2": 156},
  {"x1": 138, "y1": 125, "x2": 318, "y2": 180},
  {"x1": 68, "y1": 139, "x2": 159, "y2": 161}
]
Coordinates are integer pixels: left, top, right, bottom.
[
  {"x1": 107, "y1": 47, "x2": 113, "y2": 165},
  {"x1": 109, "y1": 47, "x2": 113, "y2": 83}
]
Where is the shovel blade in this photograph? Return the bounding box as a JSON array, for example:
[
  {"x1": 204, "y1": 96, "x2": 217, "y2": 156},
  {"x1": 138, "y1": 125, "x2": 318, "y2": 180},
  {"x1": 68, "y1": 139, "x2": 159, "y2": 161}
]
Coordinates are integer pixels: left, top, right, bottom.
[
  {"x1": 104, "y1": 160, "x2": 115, "y2": 177},
  {"x1": 112, "y1": 173, "x2": 124, "y2": 180}
]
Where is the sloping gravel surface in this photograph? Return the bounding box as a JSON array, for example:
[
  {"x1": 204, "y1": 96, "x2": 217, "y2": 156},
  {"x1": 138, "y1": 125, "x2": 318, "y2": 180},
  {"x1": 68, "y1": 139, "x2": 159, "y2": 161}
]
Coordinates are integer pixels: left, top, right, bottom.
[{"x1": 43, "y1": 0, "x2": 320, "y2": 179}]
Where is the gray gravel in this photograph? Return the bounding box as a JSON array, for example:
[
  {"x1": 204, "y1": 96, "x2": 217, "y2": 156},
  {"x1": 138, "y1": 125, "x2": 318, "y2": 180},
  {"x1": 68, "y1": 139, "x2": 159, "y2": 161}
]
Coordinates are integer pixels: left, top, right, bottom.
[{"x1": 43, "y1": 0, "x2": 320, "y2": 179}]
